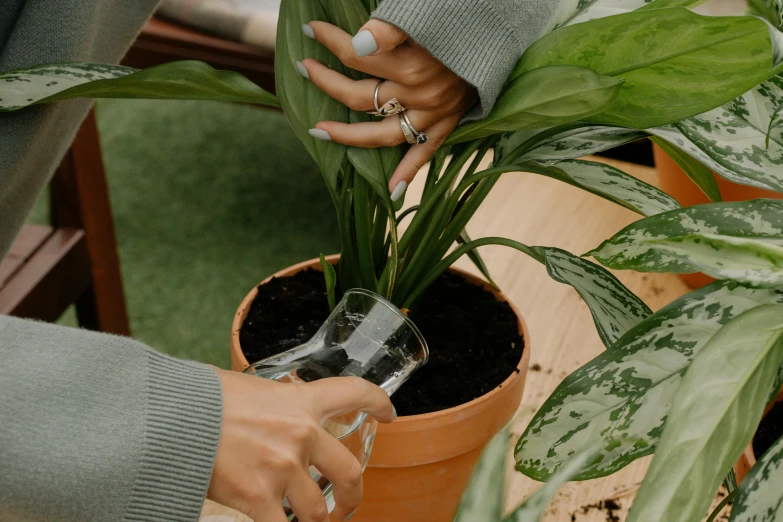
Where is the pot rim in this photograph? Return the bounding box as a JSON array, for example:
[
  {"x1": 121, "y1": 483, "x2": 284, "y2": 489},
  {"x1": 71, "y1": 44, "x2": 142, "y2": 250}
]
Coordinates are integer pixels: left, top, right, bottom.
[{"x1": 230, "y1": 254, "x2": 530, "y2": 423}]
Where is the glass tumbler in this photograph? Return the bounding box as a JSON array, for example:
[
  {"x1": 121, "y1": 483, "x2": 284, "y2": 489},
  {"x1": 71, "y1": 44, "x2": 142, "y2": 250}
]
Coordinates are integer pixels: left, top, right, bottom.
[{"x1": 243, "y1": 288, "x2": 429, "y2": 521}]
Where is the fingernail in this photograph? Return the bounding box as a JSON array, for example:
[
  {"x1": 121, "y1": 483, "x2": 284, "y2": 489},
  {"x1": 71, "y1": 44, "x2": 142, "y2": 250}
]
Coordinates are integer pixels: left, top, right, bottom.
[
  {"x1": 345, "y1": 510, "x2": 356, "y2": 521},
  {"x1": 302, "y1": 23, "x2": 315, "y2": 39},
  {"x1": 392, "y1": 406, "x2": 398, "y2": 420},
  {"x1": 309, "y1": 128, "x2": 331, "y2": 141},
  {"x1": 295, "y1": 61, "x2": 309, "y2": 79},
  {"x1": 390, "y1": 181, "x2": 407, "y2": 202},
  {"x1": 352, "y1": 30, "x2": 378, "y2": 57}
]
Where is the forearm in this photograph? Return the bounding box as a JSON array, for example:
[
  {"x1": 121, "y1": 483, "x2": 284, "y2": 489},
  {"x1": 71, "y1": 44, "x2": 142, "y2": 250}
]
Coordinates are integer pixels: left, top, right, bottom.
[
  {"x1": 0, "y1": 316, "x2": 222, "y2": 522},
  {"x1": 372, "y1": 0, "x2": 558, "y2": 118}
]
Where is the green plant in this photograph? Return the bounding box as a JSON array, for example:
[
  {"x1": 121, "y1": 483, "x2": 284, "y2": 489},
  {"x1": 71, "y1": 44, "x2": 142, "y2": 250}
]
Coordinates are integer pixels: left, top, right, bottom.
[{"x1": 6, "y1": 0, "x2": 783, "y2": 519}]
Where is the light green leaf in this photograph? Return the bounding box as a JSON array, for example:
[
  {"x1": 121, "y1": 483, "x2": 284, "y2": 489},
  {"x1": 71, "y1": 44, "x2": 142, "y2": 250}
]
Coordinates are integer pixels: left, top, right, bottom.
[
  {"x1": 731, "y1": 432, "x2": 783, "y2": 521},
  {"x1": 447, "y1": 66, "x2": 623, "y2": 144},
  {"x1": 452, "y1": 429, "x2": 509, "y2": 522},
  {"x1": 514, "y1": 9, "x2": 783, "y2": 129},
  {"x1": 503, "y1": 444, "x2": 601, "y2": 522},
  {"x1": 515, "y1": 281, "x2": 783, "y2": 481},
  {"x1": 495, "y1": 125, "x2": 646, "y2": 166},
  {"x1": 0, "y1": 61, "x2": 279, "y2": 111},
  {"x1": 275, "y1": 0, "x2": 347, "y2": 201},
  {"x1": 544, "y1": 0, "x2": 709, "y2": 32},
  {"x1": 587, "y1": 200, "x2": 783, "y2": 274},
  {"x1": 646, "y1": 234, "x2": 783, "y2": 287},
  {"x1": 627, "y1": 305, "x2": 783, "y2": 522},
  {"x1": 650, "y1": 137, "x2": 722, "y2": 202},
  {"x1": 520, "y1": 160, "x2": 680, "y2": 217},
  {"x1": 319, "y1": 254, "x2": 337, "y2": 311},
  {"x1": 648, "y1": 75, "x2": 783, "y2": 194}
]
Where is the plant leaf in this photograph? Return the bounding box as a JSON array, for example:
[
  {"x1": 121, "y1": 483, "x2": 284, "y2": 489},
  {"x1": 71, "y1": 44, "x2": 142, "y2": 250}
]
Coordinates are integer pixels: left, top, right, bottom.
[
  {"x1": 731, "y1": 432, "x2": 783, "y2": 521},
  {"x1": 646, "y1": 234, "x2": 783, "y2": 287},
  {"x1": 319, "y1": 253, "x2": 337, "y2": 310},
  {"x1": 503, "y1": 444, "x2": 602, "y2": 522},
  {"x1": 544, "y1": 0, "x2": 710, "y2": 32},
  {"x1": 587, "y1": 200, "x2": 783, "y2": 274},
  {"x1": 515, "y1": 281, "x2": 783, "y2": 481},
  {"x1": 452, "y1": 429, "x2": 509, "y2": 522},
  {"x1": 0, "y1": 61, "x2": 279, "y2": 111},
  {"x1": 650, "y1": 137, "x2": 722, "y2": 202},
  {"x1": 447, "y1": 66, "x2": 623, "y2": 144},
  {"x1": 514, "y1": 9, "x2": 783, "y2": 129},
  {"x1": 520, "y1": 159, "x2": 680, "y2": 217},
  {"x1": 626, "y1": 305, "x2": 783, "y2": 522},
  {"x1": 275, "y1": 0, "x2": 347, "y2": 202},
  {"x1": 457, "y1": 230, "x2": 499, "y2": 290},
  {"x1": 647, "y1": 76, "x2": 783, "y2": 194}
]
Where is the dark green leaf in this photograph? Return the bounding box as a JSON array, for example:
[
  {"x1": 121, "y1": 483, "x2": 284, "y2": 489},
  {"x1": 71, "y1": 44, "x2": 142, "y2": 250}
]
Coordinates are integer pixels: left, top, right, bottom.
[
  {"x1": 650, "y1": 137, "x2": 721, "y2": 202},
  {"x1": 320, "y1": 253, "x2": 338, "y2": 310}
]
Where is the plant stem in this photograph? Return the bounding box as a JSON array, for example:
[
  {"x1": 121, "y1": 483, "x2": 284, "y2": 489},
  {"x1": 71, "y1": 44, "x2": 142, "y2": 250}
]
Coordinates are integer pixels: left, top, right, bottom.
[{"x1": 704, "y1": 488, "x2": 738, "y2": 522}]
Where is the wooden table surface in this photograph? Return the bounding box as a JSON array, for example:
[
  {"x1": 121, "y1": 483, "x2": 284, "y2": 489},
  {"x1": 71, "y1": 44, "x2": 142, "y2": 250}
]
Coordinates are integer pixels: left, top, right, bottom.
[{"x1": 201, "y1": 156, "x2": 725, "y2": 521}]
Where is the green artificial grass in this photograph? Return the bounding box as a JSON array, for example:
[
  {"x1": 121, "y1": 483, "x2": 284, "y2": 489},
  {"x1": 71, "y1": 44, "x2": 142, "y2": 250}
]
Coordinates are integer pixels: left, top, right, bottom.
[{"x1": 30, "y1": 99, "x2": 340, "y2": 368}]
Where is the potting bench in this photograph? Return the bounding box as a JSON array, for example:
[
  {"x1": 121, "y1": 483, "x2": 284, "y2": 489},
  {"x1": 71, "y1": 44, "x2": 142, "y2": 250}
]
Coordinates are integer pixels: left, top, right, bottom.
[{"x1": 198, "y1": 156, "x2": 732, "y2": 521}]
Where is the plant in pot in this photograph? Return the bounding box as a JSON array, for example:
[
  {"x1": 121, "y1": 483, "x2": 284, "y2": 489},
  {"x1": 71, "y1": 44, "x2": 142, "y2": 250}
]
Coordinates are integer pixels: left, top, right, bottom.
[{"x1": 4, "y1": 0, "x2": 783, "y2": 520}]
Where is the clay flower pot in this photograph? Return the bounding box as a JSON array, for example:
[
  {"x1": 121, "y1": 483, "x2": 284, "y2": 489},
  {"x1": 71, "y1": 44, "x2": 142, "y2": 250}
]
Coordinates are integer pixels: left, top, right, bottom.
[
  {"x1": 653, "y1": 144, "x2": 783, "y2": 289},
  {"x1": 231, "y1": 255, "x2": 530, "y2": 522},
  {"x1": 733, "y1": 387, "x2": 783, "y2": 485}
]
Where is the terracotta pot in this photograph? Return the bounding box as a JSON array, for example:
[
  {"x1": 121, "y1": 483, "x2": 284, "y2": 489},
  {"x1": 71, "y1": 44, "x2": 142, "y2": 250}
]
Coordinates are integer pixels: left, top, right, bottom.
[
  {"x1": 231, "y1": 255, "x2": 531, "y2": 522},
  {"x1": 653, "y1": 144, "x2": 783, "y2": 289},
  {"x1": 732, "y1": 387, "x2": 783, "y2": 485}
]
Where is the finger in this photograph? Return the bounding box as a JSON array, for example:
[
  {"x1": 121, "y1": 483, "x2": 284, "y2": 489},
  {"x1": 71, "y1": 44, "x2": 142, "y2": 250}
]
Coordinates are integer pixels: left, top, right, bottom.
[
  {"x1": 300, "y1": 59, "x2": 414, "y2": 113},
  {"x1": 285, "y1": 469, "x2": 331, "y2": 522},
  {"x1": 306, "y1": 377, "x2": 394, "y2": 422},
  {"x1": 306, "y1": 21, "x2": 422, "y2": 83},
  {"x1": 388, "y1": 114, "x2": 461, "y2": 194},
  {"x1": 246, "y1": 498, "x2": 289, "y2": 522},
  {"x1": 312, "y1": 110, "x2": 439, "y2": 148},
  {"x1": 309, "y1": 429, "x2": 364, "y2": 520},
  {"x1": 352, "y1": 19, "x2": 408, "y2": 57}
]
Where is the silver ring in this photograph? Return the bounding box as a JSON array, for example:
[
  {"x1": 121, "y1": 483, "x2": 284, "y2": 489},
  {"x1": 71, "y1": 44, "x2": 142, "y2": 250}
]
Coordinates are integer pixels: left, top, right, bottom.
[
  {"x1": 368, "y1": 81, "x2": 406, "y2": 118},
  {"x1": 399, "y1": 112, "x2": 428, "y2": 145}
]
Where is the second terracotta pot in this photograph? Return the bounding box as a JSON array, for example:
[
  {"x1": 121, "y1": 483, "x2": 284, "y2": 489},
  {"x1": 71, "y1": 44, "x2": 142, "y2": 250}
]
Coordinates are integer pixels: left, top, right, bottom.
[
  {"x1": 733, "y1": 387, "x2": 783, "y2": 485},
  {"x1": 231, "y1": 255, "x2": 530, "y2": 522}
]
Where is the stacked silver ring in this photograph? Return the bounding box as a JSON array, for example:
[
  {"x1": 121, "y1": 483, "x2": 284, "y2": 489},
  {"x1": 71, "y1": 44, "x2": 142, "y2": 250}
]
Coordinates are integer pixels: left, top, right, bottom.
[{"x1": 367, "y1": 80, "x2": 428, "y2": 145}]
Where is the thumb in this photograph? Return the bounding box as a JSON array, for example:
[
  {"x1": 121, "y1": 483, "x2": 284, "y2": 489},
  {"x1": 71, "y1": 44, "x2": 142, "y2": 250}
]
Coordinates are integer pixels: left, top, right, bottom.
[{"x1": 352, "y1": 19, "x2": 408, "y2": 57}]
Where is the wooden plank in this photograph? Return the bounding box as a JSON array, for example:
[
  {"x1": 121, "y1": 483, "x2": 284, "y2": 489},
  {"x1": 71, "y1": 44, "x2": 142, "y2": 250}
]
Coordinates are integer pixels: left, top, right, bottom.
[
  {"x1": 199, "y1": 156, "x2": 692, "y2": 521},
  {"x1": 0, "y1": 224, "x2": 53, "y2": 288}
]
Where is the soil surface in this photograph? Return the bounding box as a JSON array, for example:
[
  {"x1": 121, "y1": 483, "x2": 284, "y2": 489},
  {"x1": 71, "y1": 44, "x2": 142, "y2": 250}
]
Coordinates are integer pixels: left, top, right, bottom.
[
  {"x1": 239, "y1": 268, "x2": 524, "y2": 416},
  {"x1": 753, "y1": 400, "x2": 783, "y2": 459}
]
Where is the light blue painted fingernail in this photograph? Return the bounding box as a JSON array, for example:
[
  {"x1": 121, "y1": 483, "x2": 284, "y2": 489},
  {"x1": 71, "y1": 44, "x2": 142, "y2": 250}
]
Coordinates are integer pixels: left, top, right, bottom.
[
  {"x1": 352, "y1": 30, "x2": 378, "y2": 57},
  {"x1": 309, "y1": 128, "x2": 331, "y2": 141},
  {"x1": 295, "y1": 61, "x2": 309, "y2": 79},
  {"x1": 302, "y1": 23, "x2": 315, "y2": 39},
  {"x1": 390, "y1": 181, "x2": 408, "y2": 202}
]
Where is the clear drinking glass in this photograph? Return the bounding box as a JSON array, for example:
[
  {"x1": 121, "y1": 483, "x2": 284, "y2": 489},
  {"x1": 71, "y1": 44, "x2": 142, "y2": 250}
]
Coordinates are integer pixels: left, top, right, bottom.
[{"x1": 243, "y1": 288, "x2": 429, "y2": 521}]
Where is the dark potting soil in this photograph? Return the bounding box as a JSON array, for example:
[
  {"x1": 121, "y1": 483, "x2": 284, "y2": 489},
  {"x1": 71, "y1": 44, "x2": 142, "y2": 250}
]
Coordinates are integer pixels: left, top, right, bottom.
[
  {"x1": 239, "y1": 268, "x2": 524, "y2": 416},
  {"x1": 753, "y1": 400, "x2": 783, "y2": 459}
]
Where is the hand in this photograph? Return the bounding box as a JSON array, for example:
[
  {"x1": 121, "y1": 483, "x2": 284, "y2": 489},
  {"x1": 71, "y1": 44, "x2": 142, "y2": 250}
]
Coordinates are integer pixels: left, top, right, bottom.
[
  {"x1": 298, "y1": 19, "x2": 478, "y2": 199},
  {"x1": 207, "y1": 370, "x2": 395, "y2": 522}
]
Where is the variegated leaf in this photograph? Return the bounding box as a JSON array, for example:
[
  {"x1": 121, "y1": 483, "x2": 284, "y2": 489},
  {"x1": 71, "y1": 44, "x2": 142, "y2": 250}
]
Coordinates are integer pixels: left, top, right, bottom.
[
  {"x1": 515, "y1": 282, "x2": 783, "y2": 481},
  {"x1": 544, "y1": 0, "x2": 709, "y2": 32},
  {"x1": 648, "y1": 76, "x2": 783, "y2": 194},
  {"x1": 495, "y1": 125, "x2": 645, "y2": 166},
  {"x1": 453, "y1": 429, "x2": 508, "y2": 522},
  {"x1": 650, "y1": 136, "x2": 721, "y2": 202},
  {"x1": 646, "y1": 234, "x2": 783, "y2": 287},
  {"x1": 627, "y1": 305, "x2": 783, "y2": 522},
  {"x1": 0, "y1": 61, "x2": 278, "y2": 111},
  {"x1": 587, "y1": 200, "x2": 783, "y2": 274},
  {"x1": 731, "y1": 432, "x2": 783, "y2": 521},
  {"x1": 537, "y1": 247, "x2": 652, "y2": 349},
  {"x1": 522, "y1": 160, "x2": 680, "y2": 217},
  {"x1": 504, "y1": 445, "x2": 601, "y2": 522}
]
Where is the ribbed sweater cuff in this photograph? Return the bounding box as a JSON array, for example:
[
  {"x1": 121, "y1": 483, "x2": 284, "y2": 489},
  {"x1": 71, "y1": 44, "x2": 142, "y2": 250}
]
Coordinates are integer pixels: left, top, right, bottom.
[
  {"x1": 373, "y1": 0, "x2": 519, "y2": 119},
  {"x1": 125, "y1": 352, "x2": 223, "y2": 521}
]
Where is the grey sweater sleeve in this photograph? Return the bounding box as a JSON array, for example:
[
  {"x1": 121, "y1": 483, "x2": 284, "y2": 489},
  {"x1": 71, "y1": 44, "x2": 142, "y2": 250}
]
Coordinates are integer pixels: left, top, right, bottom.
[
  {"x1": 372, "y1": 0, "x2": 558, "y2": 119},
  {"x1": 0, "y1": 316, "x2": 223, "y2": 522}
]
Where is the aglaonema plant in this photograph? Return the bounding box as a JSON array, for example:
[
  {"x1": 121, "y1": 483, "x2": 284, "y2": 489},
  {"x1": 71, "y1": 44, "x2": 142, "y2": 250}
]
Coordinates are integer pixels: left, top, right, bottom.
[{"x1": 5, "y1": 0, "x2": 783, "y2": 519}]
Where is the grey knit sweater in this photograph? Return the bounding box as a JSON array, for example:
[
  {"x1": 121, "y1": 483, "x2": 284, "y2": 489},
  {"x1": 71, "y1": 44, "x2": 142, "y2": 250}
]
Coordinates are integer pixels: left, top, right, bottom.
[{"x1": 0, "y1": 1, "x2": 555, "y2": 520}]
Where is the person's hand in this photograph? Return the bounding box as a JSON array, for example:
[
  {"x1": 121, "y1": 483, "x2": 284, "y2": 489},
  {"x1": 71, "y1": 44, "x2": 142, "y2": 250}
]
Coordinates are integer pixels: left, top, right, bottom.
[
  {"x1": 298, "y1": 20, "x2": 478, "y2": 200},
  {"x1": 207, "y1": 370, "x2": 395, "y2": 522}
]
